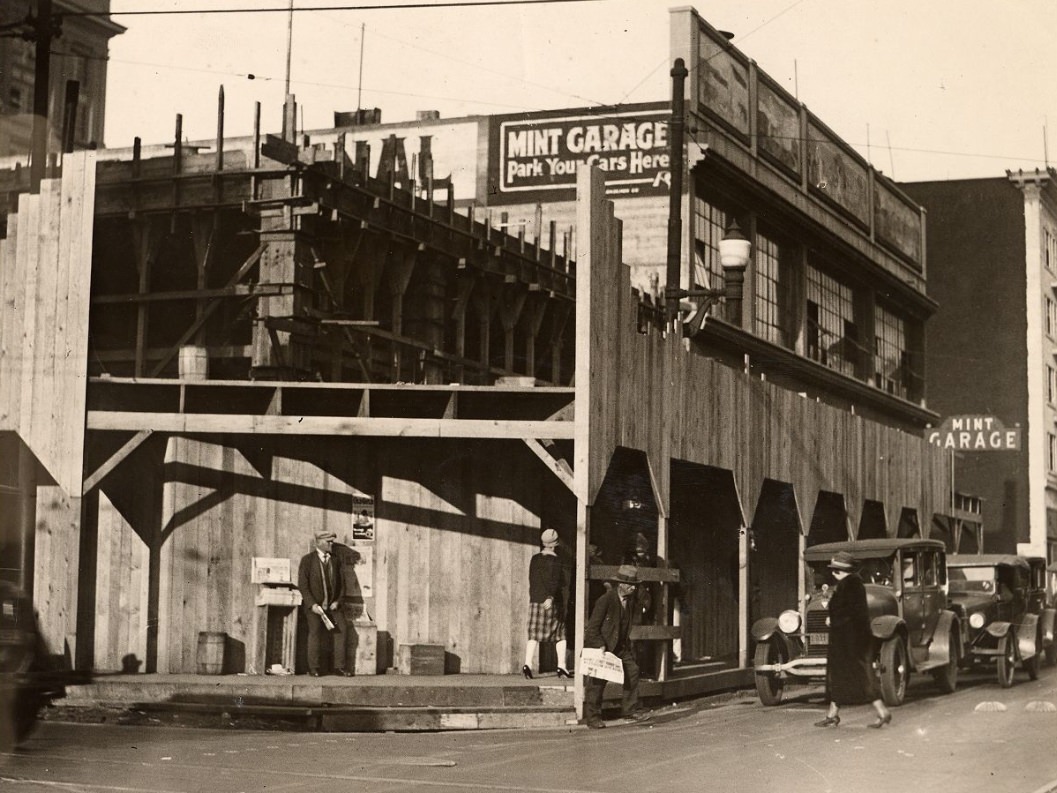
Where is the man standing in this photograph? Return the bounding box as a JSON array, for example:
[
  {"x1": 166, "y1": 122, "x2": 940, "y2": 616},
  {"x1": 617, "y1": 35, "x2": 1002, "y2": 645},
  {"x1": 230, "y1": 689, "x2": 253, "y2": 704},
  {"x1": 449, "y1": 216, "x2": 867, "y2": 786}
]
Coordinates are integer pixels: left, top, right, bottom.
[
  {"x1": 581, "y1": 564, "x2": 649, "y2": 729},
  {"x1": 297, "y1": 529, "x2": 350, "y2": 676}
]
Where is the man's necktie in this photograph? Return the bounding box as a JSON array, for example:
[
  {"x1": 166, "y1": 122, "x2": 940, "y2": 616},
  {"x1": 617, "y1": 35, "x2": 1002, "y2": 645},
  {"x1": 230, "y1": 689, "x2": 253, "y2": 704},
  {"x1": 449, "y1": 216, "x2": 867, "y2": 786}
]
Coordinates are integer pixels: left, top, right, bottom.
[{"x1": 321, "y1": 555, "x2": 331, "y2": 605}]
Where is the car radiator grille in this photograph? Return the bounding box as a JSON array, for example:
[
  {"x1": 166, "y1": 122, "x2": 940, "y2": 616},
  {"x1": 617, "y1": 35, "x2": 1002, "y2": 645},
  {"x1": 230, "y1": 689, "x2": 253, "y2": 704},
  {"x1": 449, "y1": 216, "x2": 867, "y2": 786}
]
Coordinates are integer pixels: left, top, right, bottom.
[{"x1": 805, "y1": 611, "x2": 829, "y2": 658}]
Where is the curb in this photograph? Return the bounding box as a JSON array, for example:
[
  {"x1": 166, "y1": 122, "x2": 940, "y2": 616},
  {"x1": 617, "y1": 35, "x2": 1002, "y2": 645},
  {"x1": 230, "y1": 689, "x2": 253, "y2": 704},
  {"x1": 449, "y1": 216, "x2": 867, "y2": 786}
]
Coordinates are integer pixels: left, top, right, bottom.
[{"x1": 42, "y1": 701, "x2": 576, "y2": 733}]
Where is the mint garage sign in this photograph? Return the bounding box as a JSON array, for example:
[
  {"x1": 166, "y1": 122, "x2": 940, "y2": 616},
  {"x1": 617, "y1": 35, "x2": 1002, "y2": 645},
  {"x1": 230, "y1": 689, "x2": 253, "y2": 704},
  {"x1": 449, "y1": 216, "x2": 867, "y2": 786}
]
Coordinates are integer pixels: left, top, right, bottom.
[
  {"x1": 926, "y1": 415, "x2": 1021, "y2": 451},
  {"x1": 489, "y1": 104, "x2": 671, "y2": 203}
]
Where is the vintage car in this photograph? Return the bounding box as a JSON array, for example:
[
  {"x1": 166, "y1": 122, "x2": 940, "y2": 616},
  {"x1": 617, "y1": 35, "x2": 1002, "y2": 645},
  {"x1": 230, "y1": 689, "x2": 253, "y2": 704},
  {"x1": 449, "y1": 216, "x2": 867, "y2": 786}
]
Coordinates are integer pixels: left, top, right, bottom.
[
  {"x1": 0, "y1": 580, "x2": 75, "y2": 750},
  {"x1": 751, "y1": 538, "x2": 961, "y2": 707},
  {"x1": 1029, "y1": 557, "x2": 1057, "y2": 666},
  {"x1": 947, "y1": 554, "x2": 1050, "y2": 685}
]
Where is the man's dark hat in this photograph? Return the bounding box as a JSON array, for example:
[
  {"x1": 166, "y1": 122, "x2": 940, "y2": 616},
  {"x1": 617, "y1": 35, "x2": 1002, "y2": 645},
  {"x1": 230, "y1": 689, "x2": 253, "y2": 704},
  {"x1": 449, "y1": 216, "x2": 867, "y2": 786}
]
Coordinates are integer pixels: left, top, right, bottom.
[
  {"x1": 828, "y1": 551, "x2": 856, "y2": 571},
  {"x1": 611, "y1": 564, "x2": 640, "y2": 584}
]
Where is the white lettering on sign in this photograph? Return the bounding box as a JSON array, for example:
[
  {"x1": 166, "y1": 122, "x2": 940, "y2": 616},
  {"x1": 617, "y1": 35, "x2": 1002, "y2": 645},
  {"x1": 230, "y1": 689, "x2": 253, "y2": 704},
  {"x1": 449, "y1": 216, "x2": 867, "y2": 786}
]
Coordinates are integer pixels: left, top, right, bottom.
[
  {"x1": 506, "y1": 128, "x2": 562, "y2": 158},
  {"x1": 495, "y1": 108, "x2": 671, "y2": 200},
  {"x1": 925, "y1": 415, "x2": 1021, "y2": 451}
]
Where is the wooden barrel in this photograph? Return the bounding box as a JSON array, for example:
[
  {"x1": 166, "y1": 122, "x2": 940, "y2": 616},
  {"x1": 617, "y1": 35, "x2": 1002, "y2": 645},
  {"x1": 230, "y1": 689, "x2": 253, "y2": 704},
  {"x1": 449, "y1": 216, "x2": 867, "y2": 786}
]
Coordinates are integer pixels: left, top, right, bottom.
[
  {"x1": 196, "y1": 631, "x2": 225, "y2": 675},
  {"x1": 179, "y1": 346, "x2": 209, "y2": 380}
]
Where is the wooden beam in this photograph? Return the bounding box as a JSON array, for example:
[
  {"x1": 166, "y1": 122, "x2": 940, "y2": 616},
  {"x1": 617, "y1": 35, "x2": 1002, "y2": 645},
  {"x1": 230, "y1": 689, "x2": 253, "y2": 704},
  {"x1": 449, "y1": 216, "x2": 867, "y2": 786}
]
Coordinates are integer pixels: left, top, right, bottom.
[
  {"x1": 148, "y1": 243, "x2": 265, "y2": 377},
  {"x1": 589, "y1": 565, "x2": 680, "y2": 583},
  {"x1": 82, "y1": 430, "x2": 154, "y2": 494},
  {"x1": 92, "y1": 283, "x2": 293, "y2": 304},
  {"x1": 86, "y1": 412, "x2": 577, "y2": 438},
  {"x1": 133, "y1": 221, "x2": 153, "y2": 377},
  {"x1": 523, "y1": 437, "x2": 577, "y2": 498}
]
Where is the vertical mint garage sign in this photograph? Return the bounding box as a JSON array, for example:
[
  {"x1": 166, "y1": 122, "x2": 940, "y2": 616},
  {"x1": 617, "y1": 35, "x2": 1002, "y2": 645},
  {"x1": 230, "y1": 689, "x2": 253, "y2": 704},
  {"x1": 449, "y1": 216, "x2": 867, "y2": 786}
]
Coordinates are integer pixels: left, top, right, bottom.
[
  {"x1": 489, "y1": 104, "x2": 671, "y2": 203},
  {"x1": 926, "y1": 415, "x2": 1021, "y2": 451}
]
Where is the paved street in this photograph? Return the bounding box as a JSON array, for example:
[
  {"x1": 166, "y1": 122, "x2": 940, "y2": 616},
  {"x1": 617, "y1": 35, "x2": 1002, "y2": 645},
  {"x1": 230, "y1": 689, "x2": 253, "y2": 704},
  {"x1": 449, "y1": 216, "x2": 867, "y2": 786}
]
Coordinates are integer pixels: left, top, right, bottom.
[{"x1": 2, "y1": 666, "x2": 1056, "y2": 793}]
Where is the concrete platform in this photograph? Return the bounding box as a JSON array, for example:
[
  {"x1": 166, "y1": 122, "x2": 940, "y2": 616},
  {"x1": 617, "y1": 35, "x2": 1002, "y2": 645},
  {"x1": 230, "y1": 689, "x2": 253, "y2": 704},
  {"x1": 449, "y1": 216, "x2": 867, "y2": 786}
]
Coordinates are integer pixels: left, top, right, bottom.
[{"x1": 44, "y1": 663, "x2": 753, "y2": 732}]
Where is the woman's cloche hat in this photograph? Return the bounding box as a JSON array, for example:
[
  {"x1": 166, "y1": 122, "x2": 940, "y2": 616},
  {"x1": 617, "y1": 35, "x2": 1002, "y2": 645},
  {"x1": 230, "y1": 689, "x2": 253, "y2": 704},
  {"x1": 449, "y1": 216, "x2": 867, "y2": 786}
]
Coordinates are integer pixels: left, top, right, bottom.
[
  {"x1": 540, "y1": 528, "x2": 559, "y2": 547},
  {"x1": 828, "y1": 551, "x2": 856, "y2": 571}
]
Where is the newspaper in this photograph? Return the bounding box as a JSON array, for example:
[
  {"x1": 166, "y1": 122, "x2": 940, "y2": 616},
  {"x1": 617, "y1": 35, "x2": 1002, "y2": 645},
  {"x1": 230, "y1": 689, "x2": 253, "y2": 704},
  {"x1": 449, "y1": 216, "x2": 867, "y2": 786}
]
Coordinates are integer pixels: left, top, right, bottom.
[{"x1": 579, "y1": 648, "x2": 624, "y2": 683}]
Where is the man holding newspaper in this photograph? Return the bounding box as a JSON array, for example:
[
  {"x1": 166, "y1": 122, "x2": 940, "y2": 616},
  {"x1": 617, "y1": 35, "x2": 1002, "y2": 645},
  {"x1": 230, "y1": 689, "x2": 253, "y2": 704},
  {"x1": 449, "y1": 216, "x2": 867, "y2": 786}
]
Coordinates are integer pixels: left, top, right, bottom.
[
  {"x1": 581, "y1": 564, "x2": 651, "y2": 729},
  {"x1": 297, "y1": 529, "x2": 350, "y2": 677}
]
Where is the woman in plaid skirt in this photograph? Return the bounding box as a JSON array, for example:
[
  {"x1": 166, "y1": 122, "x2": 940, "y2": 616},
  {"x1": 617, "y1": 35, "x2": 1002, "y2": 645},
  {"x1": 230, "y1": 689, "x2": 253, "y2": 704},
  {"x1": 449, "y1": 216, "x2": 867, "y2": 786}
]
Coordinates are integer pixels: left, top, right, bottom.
[{"x1": 522, "y1": 528, "x2": 571, "y2": 679}]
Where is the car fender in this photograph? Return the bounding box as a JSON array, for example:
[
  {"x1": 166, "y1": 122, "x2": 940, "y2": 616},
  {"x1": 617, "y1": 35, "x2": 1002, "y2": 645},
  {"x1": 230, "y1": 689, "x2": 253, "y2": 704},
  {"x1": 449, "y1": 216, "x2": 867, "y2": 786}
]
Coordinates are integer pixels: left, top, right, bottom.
[
  {"x1": 984, "y1": 621, "x2": 1012, "y2": 639},
  {"x1": 750, "y1": 619, "x2": 801, "y2": 659},
  {"x1": 870, "y1": 614, "x2": 904, "y2": 641},
  {"x1": 751, "y1": 617, "x2": 781, "y2": 643},
  {"x1": 928, "y1": 610, "x2": 960, "y2": 667},
  {"x1": 1017, "y1": 613, "x2": 1040, "y2": 659},
  {"x1": 1039, "y1": 608, "x2": 1056, "y2": 647}
]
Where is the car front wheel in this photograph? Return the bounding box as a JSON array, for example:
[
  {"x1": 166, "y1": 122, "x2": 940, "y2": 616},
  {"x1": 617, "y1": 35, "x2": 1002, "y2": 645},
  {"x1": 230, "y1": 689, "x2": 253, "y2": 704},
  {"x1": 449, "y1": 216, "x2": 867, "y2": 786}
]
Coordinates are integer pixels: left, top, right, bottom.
[
  {"x1": 879, "y1": 636, "x2": 908, "y2": 707},
  {"x1": 753, "y1": 639, "x2": 786, "y2": 706},
  {"x1": 996, "y1": 634, "x2": 1016, "y2": 688}
]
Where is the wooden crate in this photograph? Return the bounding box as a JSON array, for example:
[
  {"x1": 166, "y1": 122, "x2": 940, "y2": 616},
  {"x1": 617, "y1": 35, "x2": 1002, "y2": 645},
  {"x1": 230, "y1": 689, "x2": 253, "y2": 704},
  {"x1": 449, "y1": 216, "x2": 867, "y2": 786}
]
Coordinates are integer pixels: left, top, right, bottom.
[{"x1": 396, "y1": 643, "x2": 445, "y2": 675}]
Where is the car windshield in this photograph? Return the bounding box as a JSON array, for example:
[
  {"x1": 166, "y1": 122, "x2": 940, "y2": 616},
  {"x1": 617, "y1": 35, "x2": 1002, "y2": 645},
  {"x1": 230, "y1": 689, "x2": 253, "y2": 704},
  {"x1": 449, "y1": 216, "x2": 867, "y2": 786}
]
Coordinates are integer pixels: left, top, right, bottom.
[
  {"x1": 948, "y1": 566, "x2": 997, "y2": 593},
  {"x1": 807, "y1": 555, "x2": 895, "y2": 591}
]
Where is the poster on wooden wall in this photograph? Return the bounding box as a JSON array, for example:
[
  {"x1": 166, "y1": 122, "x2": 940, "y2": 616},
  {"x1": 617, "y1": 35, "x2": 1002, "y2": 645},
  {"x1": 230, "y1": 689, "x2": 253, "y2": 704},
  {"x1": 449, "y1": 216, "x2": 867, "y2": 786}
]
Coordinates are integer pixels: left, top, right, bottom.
[{"x1": 352, "y1": 496, "x2": 375, "y2": 541}]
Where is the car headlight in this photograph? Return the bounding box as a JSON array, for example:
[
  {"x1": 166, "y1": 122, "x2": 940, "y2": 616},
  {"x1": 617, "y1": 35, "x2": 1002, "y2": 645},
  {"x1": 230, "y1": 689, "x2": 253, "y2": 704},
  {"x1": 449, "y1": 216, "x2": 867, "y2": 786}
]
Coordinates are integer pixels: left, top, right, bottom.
[
  {"x1": 777, "y1": 610, "x2": 801, "y2": 634},
  {"x1": 969, "y1": 612, "x2": 985, "y2": 629}
]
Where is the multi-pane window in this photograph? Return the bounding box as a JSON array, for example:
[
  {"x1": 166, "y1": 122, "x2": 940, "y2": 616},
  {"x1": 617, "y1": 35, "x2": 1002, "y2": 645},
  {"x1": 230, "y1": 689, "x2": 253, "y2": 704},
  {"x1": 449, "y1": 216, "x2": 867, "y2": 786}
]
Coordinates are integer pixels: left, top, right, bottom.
[
  {"x1": 1048, "y1": 297, "x2": 1057, "y2": 338},
  {"x1": 754, "y1": 231, "x2": 790, "y2": 348},
  {"x1": 875, "y1": 305, "x2": 908, "y2": 397},
  {"x1": 1046, "y1": 227, "x2": 1057, "y2": 272},
  {"x1": 806, "y1": 264, "x2": 857, "y2": 378},
  {"x1": 1049, "y1": 365, "x2": 1057, "y2": 405},
  {"x1": 692, "y1": 197, "x2": 727, "y2": 292},
  {"x1": 1050, "y1": 433, "x2": 1057, "y2": 473}
]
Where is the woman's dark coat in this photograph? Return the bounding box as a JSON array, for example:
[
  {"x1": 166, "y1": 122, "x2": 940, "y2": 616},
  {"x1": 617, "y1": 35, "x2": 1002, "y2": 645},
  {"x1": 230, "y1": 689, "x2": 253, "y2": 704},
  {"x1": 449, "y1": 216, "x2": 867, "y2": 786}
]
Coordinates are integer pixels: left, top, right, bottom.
[{"x1": 826, "y1": 572, "x2": 880, "y2": 705}]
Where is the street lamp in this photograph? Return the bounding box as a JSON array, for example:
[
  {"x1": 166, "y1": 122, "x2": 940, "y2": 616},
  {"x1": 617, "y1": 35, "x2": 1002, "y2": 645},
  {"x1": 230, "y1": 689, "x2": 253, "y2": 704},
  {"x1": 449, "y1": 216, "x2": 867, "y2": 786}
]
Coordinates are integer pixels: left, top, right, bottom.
[{"x1": 665, "y1": 219, "x2": 751, "y2": 328}]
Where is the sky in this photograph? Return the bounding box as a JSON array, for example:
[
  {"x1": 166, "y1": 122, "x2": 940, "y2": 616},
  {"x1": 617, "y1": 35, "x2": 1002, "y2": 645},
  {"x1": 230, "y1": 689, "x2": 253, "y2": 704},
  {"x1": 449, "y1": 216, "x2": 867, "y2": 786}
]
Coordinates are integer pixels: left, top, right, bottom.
[{"x1": 100, "y1": 0, "x2": 1057, "y2": 184}]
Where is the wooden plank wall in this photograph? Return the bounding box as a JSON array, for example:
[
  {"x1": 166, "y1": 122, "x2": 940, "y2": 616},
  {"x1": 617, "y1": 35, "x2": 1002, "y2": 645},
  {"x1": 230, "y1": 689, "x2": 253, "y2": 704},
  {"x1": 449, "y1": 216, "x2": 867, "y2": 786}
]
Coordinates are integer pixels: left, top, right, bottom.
[
  {"x1": 94, "y1": 490, "x2": 149, "y2": 672},
  {"x1": 575, "y1": 165, "x2": 951, "y2": 534},
  {"x1": 0, "y1": 153, "x2": 96, "y2": 658},
  {"x1": 89, "y1": 434, "x2": 547, "y2": 675},
  {"x1": 0, "y1": 152, "x2": 96, "y2": 496},
  {"x1": 375, "y1": 440, "x2": 543, "y2": 674},
  {"x1": 33, "y1": 484, "x2": 82, "y2": 661}
]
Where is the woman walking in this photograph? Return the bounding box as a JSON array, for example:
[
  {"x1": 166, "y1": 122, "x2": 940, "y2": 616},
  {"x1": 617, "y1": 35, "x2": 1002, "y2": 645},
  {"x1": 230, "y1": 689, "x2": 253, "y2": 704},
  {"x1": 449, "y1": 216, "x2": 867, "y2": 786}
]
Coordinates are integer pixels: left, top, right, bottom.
[
  {"x1": 523, "y1": 528, "x2": 571, "y2": 679},
  {"x1": 815, "y1": 551, "x2": 893, "y2": 729}
]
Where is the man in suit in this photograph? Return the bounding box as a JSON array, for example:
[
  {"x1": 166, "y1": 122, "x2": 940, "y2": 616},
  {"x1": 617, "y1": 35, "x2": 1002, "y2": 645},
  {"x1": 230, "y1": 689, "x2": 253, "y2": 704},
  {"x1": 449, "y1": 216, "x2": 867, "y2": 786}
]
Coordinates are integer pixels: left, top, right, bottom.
[
  {"x1": 297, "y1": 529, "x2": 350, "y2": 676},
  {"x1": 581, "y1": 564, "x2": 650, "y2": 729}
]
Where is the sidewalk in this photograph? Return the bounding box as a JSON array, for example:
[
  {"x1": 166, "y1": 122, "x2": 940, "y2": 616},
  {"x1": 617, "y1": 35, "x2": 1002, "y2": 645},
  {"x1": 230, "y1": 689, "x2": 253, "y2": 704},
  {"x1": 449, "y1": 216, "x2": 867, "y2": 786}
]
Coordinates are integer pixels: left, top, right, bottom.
[{"x1": 43, "y1": 664, "x2": 752, "y2": 732}]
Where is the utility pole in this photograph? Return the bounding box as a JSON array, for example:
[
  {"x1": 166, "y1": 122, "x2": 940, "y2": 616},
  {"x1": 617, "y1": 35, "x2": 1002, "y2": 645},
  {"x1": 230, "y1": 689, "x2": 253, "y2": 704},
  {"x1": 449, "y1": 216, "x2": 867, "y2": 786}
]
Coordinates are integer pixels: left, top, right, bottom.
[
  {"x1": 30, "y1": 0, "x2": 54, "y2": 192},
  {"x1": 664, "y1": 58, "x2": 688, "y2": 327}
]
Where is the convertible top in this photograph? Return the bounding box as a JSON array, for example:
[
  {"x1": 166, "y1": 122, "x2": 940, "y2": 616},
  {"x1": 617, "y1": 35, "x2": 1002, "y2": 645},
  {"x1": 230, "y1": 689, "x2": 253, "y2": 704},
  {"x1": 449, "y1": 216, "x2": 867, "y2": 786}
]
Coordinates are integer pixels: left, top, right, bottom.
[{"x1": 804, "y1": 538, "x2": 945, "y2": 562}]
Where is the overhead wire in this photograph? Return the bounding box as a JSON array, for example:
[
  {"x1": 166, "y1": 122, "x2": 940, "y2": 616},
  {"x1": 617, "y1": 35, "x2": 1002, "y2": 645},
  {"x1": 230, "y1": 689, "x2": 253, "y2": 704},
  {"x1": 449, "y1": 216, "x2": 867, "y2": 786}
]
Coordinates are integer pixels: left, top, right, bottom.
[
  {"x1": 48, "y1": 45, "x2": 1053, "y2": 167},
  {"x1": 60, "y1": 0, "x2": 602, "y2": 17},
  {"x1": 39, "y1": 0, "x2": 1053, "y2": 170}
]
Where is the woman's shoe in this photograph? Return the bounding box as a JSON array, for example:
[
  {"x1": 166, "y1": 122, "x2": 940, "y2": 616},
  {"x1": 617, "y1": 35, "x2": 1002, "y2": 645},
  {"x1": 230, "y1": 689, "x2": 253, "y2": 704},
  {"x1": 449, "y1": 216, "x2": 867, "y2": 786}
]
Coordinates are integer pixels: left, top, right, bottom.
[
  {"x1": 522, "y1": 665, "x2": 533, "y2": 679},
  {"x1": 813, "y1": 715, "x2": 840, "y2": 727},
  {"x1": 556, "y1": 667, "x2": 572, "y2": 679},
  {"x1": 868, "y1": 713, "x2": 892, "y2": 729}
]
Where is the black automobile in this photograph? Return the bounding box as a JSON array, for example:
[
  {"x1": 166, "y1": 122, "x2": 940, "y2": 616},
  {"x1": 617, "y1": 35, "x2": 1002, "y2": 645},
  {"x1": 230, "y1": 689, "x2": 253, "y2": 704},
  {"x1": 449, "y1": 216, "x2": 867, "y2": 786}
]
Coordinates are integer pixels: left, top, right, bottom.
[
  {"x1": 0, "y1": 580, "x2": 73, "y2": 749},
  {"x1": 1026, "y1": 557, "x2": 1057, "y2": 666},
  {"x1": 751, "y1": 538, "x2": 961, "y2": 707},
  {"x1": 947, "y1": 554, "x2": 1046, "y2": 686}
]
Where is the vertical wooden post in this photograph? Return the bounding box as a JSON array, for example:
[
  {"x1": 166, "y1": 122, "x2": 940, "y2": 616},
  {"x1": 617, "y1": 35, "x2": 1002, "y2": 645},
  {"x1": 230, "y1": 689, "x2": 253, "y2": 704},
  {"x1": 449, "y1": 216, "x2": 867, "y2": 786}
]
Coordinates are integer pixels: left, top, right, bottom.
[
  {"x1": 29, "y1": 0, "x2": 52, "y2": 192},
  {"x1": 18, "y1": 442, "x2": 36, "y2": 596},
  {"x1": 133, "y1": 221, "x2": 152, "y2": 377},
  {"x1": 75, "y1": 489, "x2": 99, "y2": 670}
]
